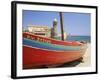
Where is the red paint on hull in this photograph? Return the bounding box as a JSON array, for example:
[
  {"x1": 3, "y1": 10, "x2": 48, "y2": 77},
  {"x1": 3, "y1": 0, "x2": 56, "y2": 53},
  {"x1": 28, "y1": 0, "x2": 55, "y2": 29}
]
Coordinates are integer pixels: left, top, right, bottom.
[
  {"x1": 23, "y1": 32, "x2": 82, "y2": 46},
  {"x1": 23, "y1": 46, "x2": 86, "y2": 69}
]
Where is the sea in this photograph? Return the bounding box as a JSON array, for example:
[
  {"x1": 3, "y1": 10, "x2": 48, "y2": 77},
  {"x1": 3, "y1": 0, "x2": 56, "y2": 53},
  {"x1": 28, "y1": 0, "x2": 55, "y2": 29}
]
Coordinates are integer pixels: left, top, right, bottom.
[{"x1": 66, "y1": 36, "x2": 91, "y2": 43}]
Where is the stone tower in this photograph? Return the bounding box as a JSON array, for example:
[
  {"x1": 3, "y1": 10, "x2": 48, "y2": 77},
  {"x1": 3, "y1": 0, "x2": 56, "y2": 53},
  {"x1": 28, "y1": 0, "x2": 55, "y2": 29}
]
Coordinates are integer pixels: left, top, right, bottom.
[
  {"x1": 51, "y1": 18, "x2": 57, "y2": 38},
  {"x1": 53, "y1": 18, "x2": 57, "y2": 36}
]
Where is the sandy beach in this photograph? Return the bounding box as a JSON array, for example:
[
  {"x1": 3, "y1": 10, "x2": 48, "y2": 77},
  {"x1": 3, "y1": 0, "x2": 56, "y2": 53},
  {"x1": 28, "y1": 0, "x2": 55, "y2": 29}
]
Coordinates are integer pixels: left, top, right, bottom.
[{"x1": 77, "y1": 43, "x2": 91, "y2": 67}]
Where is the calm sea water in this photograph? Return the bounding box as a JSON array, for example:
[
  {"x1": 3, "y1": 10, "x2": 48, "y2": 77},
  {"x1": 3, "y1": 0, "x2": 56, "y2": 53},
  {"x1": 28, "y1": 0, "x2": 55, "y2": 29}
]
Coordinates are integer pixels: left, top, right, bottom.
[{"x1": 66, "y1": 36, "x2": 91, "y2": 42}]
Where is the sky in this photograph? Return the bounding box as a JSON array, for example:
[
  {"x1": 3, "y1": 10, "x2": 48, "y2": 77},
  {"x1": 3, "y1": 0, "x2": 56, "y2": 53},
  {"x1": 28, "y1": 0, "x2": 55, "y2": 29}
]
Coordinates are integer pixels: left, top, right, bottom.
[{"x1": 22, "y1": 10, "x2": 91, "y2": 36}]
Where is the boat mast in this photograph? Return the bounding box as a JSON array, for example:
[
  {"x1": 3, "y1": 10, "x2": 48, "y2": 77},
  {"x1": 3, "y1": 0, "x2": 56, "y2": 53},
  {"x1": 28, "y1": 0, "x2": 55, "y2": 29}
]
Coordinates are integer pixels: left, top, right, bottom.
[{"x1": 59, "y1": 12, "x2": 64, "y2": 41}]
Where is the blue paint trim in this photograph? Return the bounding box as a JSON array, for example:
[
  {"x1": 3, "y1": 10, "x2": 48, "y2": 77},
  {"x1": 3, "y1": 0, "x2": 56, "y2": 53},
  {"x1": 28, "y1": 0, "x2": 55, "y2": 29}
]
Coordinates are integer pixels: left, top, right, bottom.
[{"x1": 23, "y1": 38, "x2": 81, "y2": 51}]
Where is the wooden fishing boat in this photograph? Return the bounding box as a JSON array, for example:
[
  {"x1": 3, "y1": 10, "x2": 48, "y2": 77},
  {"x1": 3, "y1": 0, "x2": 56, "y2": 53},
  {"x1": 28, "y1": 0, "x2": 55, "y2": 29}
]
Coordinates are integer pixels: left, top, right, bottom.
[{"x1": 23, "y1": 32, "x2": 87, "y2": 69}]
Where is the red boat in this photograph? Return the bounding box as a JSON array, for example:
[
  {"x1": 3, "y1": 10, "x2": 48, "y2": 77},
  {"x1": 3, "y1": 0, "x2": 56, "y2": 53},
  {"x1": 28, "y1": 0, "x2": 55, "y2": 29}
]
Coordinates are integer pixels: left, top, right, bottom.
[{"x1": 23, "y1": 32, "x2": 87, "y2": 69}]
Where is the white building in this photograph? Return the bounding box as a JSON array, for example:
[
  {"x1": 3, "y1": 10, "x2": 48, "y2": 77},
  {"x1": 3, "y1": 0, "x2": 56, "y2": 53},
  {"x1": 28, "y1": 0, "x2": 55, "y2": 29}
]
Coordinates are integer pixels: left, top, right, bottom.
[
  {"x1": 27, "y1": 25, "x2": 51, "y2": 38},
  {"x1": 57, "y1": 32, "x2": 68, "y2": 40}
]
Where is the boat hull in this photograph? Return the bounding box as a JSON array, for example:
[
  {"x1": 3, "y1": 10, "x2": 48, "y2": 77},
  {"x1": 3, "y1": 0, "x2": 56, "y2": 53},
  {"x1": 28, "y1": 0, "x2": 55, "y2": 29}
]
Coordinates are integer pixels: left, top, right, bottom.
[{"x1": 23, "y1": 45, "x2": 86, "y2": 69}]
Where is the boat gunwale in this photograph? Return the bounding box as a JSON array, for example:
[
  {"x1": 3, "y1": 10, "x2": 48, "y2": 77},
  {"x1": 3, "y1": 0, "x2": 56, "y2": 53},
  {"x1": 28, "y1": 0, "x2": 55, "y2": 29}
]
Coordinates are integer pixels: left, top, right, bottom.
[
  {"x1": 23, "y1": 32, "x2": 63, "y2": 42},
  {"x1": 23, "y1": 32, "x2": 82, "y2": 44}
]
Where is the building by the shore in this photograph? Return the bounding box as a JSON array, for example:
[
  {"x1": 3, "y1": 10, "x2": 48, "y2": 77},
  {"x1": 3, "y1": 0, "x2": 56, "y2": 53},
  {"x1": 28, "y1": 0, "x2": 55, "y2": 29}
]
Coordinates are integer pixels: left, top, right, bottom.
[{"x1": 27, "y1": 25, "x2": 51, "y2": 38}]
